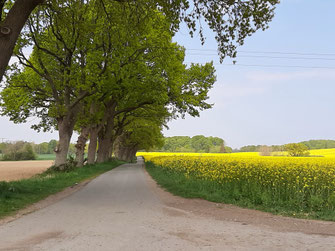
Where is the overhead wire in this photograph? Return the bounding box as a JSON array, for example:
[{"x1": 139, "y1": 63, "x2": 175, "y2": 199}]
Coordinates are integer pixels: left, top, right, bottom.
[
  {"x1": 220, "y1": 63, "x2": 335, "y2": 69},
  {"x1": 187, "y1": 54, "x2": 335, "y2": 61},
  {"x1": 187, "y1": 48, "x2": 335, "y2": 57},
  {"x1": 184, "y1": 48, "x2": 335, "y2": 69},
  {"x1": 184, "y1": 62, "x2": 335, "y2": 69}
]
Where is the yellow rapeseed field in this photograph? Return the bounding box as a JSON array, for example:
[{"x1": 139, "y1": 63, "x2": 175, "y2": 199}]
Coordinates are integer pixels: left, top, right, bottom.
[
  {"x1": 310, "y1": 148, "x2": 335, "y2": 157},
  {"x1": 139, "y1": 151, "x2": 335, "y2": 211}
]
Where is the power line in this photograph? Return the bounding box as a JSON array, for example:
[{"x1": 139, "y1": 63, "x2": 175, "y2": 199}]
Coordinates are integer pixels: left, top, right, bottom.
[
  {"x1": 223, "y1": 63, "x2": 335, "y2": 69},
  {"x1": 239, "y1": 50, "x2": 335, "y2": 57},
  {"x1": 187, "y1": 53, "x2": 335, "y2": 61},
  {"x1": 185, "y1": 62, "x2": 335, "y2": 69},
  {"x1": 187, "y1": 48, "x2": 335, "y2": 57}
]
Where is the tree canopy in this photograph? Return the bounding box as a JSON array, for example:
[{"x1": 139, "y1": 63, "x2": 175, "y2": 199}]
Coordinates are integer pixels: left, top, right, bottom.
[
  {"x1": 284, "y1": 143, "x2": 310, "y2": 157},
  {"x1": 1, "y1": 1, "x2": 217, "y2": 166},
  {"x1": 0, "y1": 0, "x2": 279, "y2": 81}
]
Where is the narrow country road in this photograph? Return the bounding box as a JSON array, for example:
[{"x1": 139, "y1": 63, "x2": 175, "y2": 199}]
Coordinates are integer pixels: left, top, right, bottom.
[{"x1": 1, "y1": 158, "x2": 335, "y2": 250}]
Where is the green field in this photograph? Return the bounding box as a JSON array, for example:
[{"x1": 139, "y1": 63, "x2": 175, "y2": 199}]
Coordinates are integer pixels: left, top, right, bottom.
[{"x1": 36, "y1": 154, "x2": 56, "y2": 160}]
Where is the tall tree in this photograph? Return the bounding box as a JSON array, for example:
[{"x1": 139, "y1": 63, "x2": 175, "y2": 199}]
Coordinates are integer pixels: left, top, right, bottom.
[
  {"x1": 0, "y1": 0, "x2": 279, "y2": 81},
  {"x1": 1, "y1": 1, "x2": 98, "y2": 166}
]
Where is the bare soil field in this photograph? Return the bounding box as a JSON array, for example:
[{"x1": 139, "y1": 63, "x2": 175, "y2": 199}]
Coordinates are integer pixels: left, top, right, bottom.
[{"x1": 0, "y1": 160, "x2": 54, "y2": 182}]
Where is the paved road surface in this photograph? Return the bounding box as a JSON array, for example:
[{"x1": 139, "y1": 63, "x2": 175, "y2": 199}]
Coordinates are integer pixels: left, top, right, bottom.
[{"x1": 1, "y1": 158, "x2": 335, "y2": 250}]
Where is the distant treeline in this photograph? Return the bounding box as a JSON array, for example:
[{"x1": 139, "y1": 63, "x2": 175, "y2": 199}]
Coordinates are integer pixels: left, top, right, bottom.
[
  {"x1": 0, "y1": 140, "x2": 77, "y2": 161},
  {"x1": 32, "y1": 140, "x2": 75, "y2": 155},
  {"x1": 152, "y1": 135, "x2": 232, "y2": 153},
  {"x1": 239, "y1": 140, "x2": 335, "y2": 152}
]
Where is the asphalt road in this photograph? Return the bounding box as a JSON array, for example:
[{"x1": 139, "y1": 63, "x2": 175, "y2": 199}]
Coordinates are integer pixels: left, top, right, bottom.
[{"x1": 1, "y1": 158, "x2": 335, "y2": 250}]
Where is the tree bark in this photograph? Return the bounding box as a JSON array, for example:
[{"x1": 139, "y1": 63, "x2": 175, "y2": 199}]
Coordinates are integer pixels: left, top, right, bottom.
[
  {"x1": 54, "y1": 115, "x2": 76, "y2": 167},
  {"x1": 123, "y1": 148, "x2": 130, "y2": 162},
  {"x1": 96, "y1": 124, "x2": 113, "y2": 163},
  {"x1": 87, "y1": 126, "x2": 99, "y2": 164},
  {"x1": 0, "y1": 0, "x2": 43, "y2": 81},
  {"x1": 130, "y1": 148, "x2": 137, "y2": 161},
  {"x1": 115, "y1": 146, "x2": 124, "y2": 161},
  {"x1": 108, "y1": 137, "x2": 115, "y2": 159},
  {"x1": 75, "y1": 127, "x2": 90, "y2": 167},
  {"x1": 96, "y1": 103, "x2": 117, "y2": 163},
  {"x1": 116, "y1": 146, "x2": 137, "y2": 162}
]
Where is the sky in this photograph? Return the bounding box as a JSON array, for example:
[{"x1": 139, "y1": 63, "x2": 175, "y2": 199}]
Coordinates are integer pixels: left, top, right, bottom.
[
  {"x1": 164, "y1": 0, "x2": 335, "y2": 148},
  {"x1": 0, "y1": 0, "x2": 334, "y2": 149}
]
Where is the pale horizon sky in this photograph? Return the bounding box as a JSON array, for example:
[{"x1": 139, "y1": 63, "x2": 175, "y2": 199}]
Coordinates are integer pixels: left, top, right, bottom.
[{"x1": 0, "y1": 0, "x2": 334, "y2": 149}]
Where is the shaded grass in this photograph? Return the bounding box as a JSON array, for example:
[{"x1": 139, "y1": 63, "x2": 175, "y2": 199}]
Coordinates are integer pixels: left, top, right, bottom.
[
  {"x1": 0, "y1": 160, "x2": 124, "y2": 219},
  {"x1": 146, "y1": 161, "x2": 335, "y2": 221}
]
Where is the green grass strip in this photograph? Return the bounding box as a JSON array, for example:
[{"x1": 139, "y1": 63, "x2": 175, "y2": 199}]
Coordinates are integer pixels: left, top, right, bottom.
[
  {"x1": 146, "y1": 161, "x2": 335, "y2": 221},
  {"x1": 0, "y1": 160, "x2": 124, "y2": 219},
  {"x1": 36, "y1": 154, "x2": 56, "y2": 160}
]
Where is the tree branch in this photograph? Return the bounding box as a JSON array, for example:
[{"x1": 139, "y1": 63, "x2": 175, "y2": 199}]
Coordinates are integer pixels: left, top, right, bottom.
[
  {"x1": 0, "y1": 0, "x2": 7, "y2": 21},
  {"x1": 115, "y1": 101, "x2": 154, "y2": 116}
]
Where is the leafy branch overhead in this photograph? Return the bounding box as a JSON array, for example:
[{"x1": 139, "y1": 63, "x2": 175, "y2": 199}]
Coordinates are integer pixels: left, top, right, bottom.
[{"x1": 0, "y1": 0, "x2": 279, "y2": 81}]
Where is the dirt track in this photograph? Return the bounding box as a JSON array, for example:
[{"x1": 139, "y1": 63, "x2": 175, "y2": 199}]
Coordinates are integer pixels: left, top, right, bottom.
[
  {"x1": 0, "y1": 160, "x2": 54, "y2": 181},
  {"x1": 0, "y1": 158, "x2": 335, "y2": 250}
]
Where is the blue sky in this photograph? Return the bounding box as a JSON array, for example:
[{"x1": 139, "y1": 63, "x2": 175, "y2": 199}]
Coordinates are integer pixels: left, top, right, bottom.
[
  {"x1": 164, "y1": 0, "x2": 335, "y2": 148},
  {"x1": 0, "y1": 0, "x2": 334, "y2": 148}
]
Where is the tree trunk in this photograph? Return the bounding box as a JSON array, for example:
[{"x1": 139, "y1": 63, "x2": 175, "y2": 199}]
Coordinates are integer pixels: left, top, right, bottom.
[
  {"x1": 115, "y1": 147, "x2": 124, "y2": 161},
  {"x1": 87, "y1": 126, "x2": 99, "y2": 164},
  {"x1": 120, "y1": 147, "x2": 128, "y2": 161},
  {"x1": 0, "y1": 0, "x2": 43, "y2": 81},
  {"x1": 54, "y1": 117, "x2": 75, "y2": 167},
  {"x1": 113, "y1": 139, "x2": 121, "y2": 160},
  {"x1": 96, "y1": 129, "x2": 112, "y2": 163},
  {"x1": 96, "y1": 103, "x2": 116, "y2": 163},
  {"x1": 108, "y1": 137, "x2": 115, "y2": 159},
  {"x1": 125, "y1": 148, "x2": 133, "y2": 162},
  {"x1": 116, "y1": 146, "x2": 137, "y2": 162},
  {"x1": 75, "y1": 127, "x2": 90, "y2": 167},
  {"x1": 130, "y1": 148, "x2": 137, "y2": 162}
]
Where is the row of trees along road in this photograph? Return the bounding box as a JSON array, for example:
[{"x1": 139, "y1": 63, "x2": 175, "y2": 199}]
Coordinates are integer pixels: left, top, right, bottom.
[{"x1": 0, "y1": 1, "x2": 279, "y2": 168}]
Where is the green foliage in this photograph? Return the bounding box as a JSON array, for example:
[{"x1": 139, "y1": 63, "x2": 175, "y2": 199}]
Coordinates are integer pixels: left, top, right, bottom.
[
  {"x1": 239, "y1": 140, "x2": 335, "y2": 153},
  {"x1": 48, "y1": 140, "x2": 57, "y2": 153},
  {"x1": 284, "y1": 143, "x2": 310, "y2": 157},
  {"x1": 0, "y1": 160, "x2": 124, "y2": 219},
  {"x1": 34, "y1": 142, "x2": 48, "y2": 154},
  {"x1": 224, "y1": 146, "x2": 233, "y2": 153},
  {"x1": 191, "y1": 135, "x2": 211, "y2": 152},
  {"x1": 0, "y1": 142, "x2": 9, "y2": 154},
  {"x1": 2, "y1": 141, "x2": 37, "y2": 161},
  {"x1": 157, "y1": 135, "x2": 225, "y2": 153},
  {"x1": 300, "y1": 140, "x2": 335, "y2": 150},
  {"x1": 240, "y1": 145, "x2": 260, "y2": 152}
]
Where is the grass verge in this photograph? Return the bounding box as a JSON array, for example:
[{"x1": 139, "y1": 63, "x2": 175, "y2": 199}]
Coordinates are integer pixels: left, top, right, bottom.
[
  {"x1": 146, "y1": 161, "x2": 335, "y2": 221},
  {"x1": 0, "y1": 160, "x2": 124, "y2": 219},
  {"x1": 36, "y1": 154, "x2": 56, "y2": 160}
]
